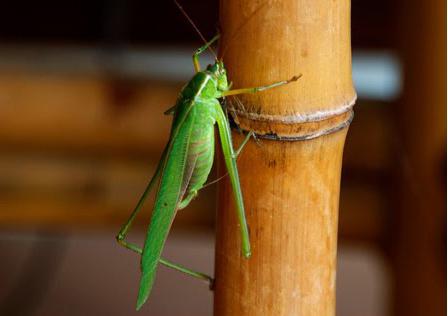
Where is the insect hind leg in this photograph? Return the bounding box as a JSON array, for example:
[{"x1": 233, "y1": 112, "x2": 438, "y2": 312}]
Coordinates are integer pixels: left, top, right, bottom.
[
  {"x1": 160, "y1": 258, "x2": 214, "y2": 289},
  {"x1": 117, "y1": 239, "x2": 214, "y2": 288}
]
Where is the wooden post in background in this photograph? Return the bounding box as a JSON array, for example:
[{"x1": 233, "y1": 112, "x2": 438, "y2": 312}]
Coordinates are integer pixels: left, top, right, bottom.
[
  {"x1": 393, "y1": 0, "x2": 446, "y2": 315},
  {"x1": 214, "y1": 0, "x2": 355, "y2": 315}
]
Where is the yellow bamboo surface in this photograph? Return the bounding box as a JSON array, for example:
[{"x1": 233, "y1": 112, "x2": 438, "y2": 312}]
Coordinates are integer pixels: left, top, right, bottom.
[
  {"x1": 219, "y1": 0, "x2": 355, "y2": 117},
  {"x1": 215, "y1": 0, "x2": 355, "y2": 315}
]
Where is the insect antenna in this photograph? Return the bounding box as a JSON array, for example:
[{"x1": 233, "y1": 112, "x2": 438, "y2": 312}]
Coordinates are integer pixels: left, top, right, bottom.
[
  {"x1": 174, "y1": 0, "x2": 218, "y2": 60},
  {"x1": 219, "y1": 1, "x2": 269, "y2": 59}
]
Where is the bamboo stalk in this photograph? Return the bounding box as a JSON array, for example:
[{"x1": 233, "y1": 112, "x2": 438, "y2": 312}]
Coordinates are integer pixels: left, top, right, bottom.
[{"x1": 214, "y1": 1, "x2": 355, "y2": 315}]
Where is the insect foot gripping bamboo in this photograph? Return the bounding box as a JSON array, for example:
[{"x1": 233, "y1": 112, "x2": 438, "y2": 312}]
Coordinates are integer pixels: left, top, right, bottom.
[{"x1": 214, "y1": 0, "x2": 355, "y2": 315}]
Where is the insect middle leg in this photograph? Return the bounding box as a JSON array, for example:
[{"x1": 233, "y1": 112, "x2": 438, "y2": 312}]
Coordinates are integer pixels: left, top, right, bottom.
[
  {"x1": 233, "y1": 130, "x2": 256, "y2": 158},
  {"x1": 178, "y1": 190, "x2": 198, "y2": 210},
  {"x1": 192, "y1": 34, "x2": 220, "y2": 72}
]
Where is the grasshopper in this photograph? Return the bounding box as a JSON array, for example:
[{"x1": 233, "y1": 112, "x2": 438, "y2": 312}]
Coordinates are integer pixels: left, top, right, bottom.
[{"x1": 116, "y1": 2, "x2": 300, "y2": 310}]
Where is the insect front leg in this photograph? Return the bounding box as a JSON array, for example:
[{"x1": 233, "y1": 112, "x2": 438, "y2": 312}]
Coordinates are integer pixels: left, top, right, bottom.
[
  {"x1": 192, "y1": 34, "x2": 220, "y2": 72},
  {"x1": 221, "y1": 74, "x2": 302, "y2": 97}
]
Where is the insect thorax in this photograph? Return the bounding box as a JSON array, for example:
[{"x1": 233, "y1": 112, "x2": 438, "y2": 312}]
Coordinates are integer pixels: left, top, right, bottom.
[{"x1": 181, "y1": 67, "x2": 227, "y2": 102}]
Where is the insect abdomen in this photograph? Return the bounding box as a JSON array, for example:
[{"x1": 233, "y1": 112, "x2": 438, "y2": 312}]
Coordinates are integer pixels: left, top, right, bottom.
[
  {"x1": 185, "y1": 103, "x2": 216, "y2": 194},
  {"x1": 187, "y1": 131, "x2": 215, "y2": 193}
]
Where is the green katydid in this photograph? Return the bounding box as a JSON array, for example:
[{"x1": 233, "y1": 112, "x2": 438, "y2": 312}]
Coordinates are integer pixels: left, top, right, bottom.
[{"x1": 116, "y1": 2, "x2": 300, "y2": 311}]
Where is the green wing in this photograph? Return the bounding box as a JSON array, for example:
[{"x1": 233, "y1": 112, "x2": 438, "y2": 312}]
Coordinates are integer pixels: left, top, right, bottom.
[{"x1": 136, "y1": 99, "x2": 196, "y2": 310}]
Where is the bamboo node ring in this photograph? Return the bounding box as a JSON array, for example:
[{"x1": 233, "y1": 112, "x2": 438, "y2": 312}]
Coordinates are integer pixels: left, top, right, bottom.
[{"x1": 227, "y1": 95, "x2": 356, "y2": 141}]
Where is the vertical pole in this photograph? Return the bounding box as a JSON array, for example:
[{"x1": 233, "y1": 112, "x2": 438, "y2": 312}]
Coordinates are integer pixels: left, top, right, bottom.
[
  {"x1": 214, "y1": 1, "x2": 355, "y2": 315},
  {"x1": 393, "y1": 0, "x2": 446, "y2": 315}
]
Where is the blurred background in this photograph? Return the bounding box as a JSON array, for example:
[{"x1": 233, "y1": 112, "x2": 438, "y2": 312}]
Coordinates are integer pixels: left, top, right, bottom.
[{"x1": 0, "y1": 1, "x2": 445, "y2": 315}]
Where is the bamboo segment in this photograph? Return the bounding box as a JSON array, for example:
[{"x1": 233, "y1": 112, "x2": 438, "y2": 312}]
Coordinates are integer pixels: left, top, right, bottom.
[
  {"x1": 215, "y1": 131, "x2": 347, "y2": 315},
  {"x1": 215, "y1": 0, "x2": 355, "y2": 315},
  {"x1": 219, "y1": 0, "x2": 355, "y2": 119}
]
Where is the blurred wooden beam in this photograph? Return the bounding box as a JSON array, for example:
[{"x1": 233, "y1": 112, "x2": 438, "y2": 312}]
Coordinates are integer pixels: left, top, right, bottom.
[
  {"x1": 0, "y1": 154, "x2": 215, "y2": 230},
  {"x1": 0, "y1": 73, "x2": 176, "y2": 155}
]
